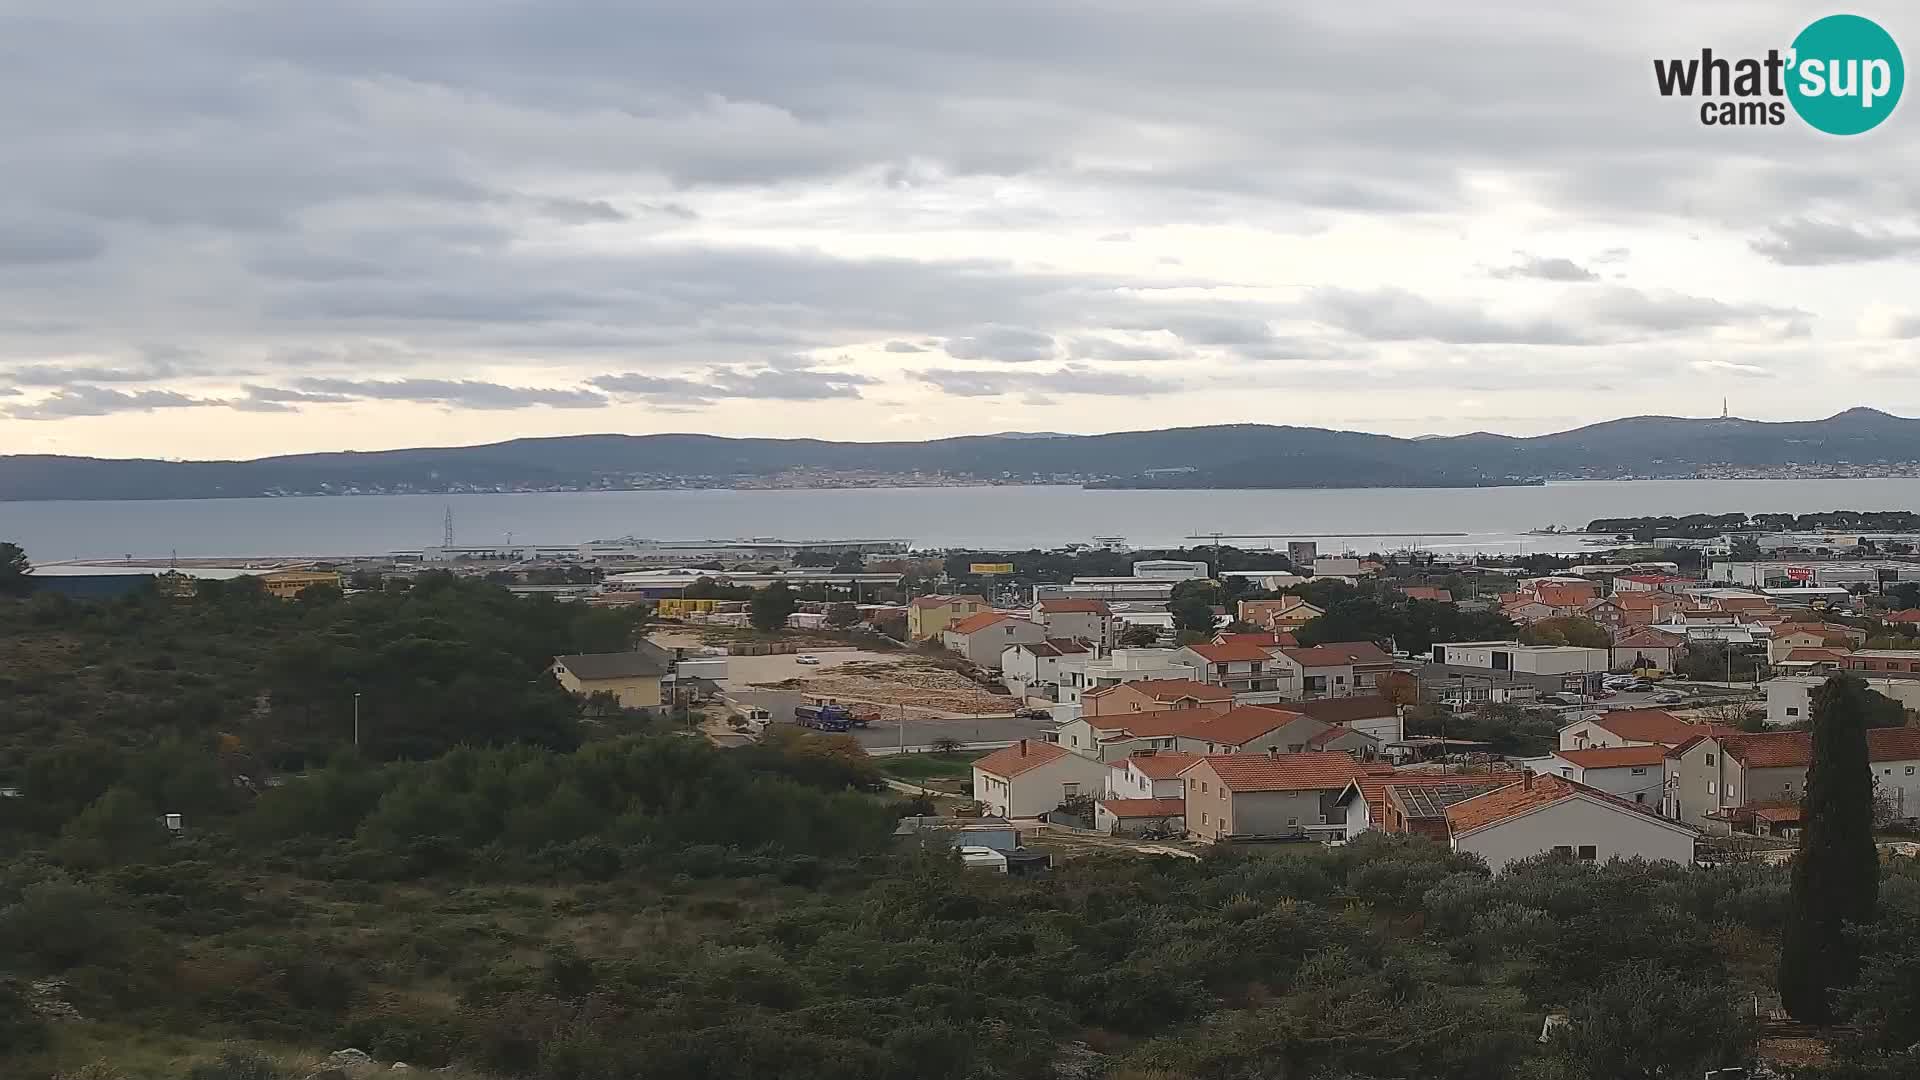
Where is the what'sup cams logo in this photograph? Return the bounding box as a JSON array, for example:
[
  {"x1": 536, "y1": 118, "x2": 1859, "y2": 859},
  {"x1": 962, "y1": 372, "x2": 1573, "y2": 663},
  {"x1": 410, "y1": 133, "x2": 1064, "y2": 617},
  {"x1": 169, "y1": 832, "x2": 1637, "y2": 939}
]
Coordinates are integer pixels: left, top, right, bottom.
[{"x1": 1654, "y1": 13, "x2": 1903, "y2": 134}]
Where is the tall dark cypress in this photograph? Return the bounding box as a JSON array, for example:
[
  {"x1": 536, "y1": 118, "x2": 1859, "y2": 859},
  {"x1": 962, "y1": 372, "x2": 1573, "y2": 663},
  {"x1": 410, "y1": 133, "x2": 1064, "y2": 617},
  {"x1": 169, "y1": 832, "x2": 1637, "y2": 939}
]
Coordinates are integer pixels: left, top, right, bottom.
[{"x1": 1778, "y1": 674, "x2": 1880, "y2": 1023}]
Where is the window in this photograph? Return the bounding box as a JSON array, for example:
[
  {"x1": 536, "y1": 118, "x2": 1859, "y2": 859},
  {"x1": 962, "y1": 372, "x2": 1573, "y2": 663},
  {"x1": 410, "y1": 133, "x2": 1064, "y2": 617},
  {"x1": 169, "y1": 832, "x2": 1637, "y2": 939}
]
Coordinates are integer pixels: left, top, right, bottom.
[
  {"x1": 1577, "y1": 845, "x2": 1597, "y2": 862},
  {"x1": 1287, "y1": 817, "x2": 1298, "y2": 827},
  {"x1": 1634, "y1": 793, "x2": 1645, "y2": 804},
  {"x1": 1201, "y1": 812, "x2": 1209, "y2": 825},
  {"x1": 1705, "y1": 754, "x2": 1715, "y2": 766},
  {"x1": 1630, "y1": 767, "x2": 1647, "y2": 775},
  {"x1": 1062, "y1": 783, "x2": 1079, "y2": 797},
  {"x1": 1559, "y1": 767, "x2": 1572, "y2": 777},
  {"x1": 1908, "y1": 767, "x2": 1916, "y2": 775},
  {"x1": 1707, "y1": 781, "x2": 1716, "y2": 795},
  {"x1": 1201, "y1": 781, "x2": 1209, "y2": 793},
  {"x1": 1318, "y1": 814, "x2": 1328, "y2": 824},
  {"x1": 1219, "y1": 788, "x2": 1226, "y2": 802},
  {"x1": 1787, "y1": 707, "x2": 1800, "y2": 716},
  {"x1": 1552, "y1": 845, "x2": 1573, "y2": 856}
]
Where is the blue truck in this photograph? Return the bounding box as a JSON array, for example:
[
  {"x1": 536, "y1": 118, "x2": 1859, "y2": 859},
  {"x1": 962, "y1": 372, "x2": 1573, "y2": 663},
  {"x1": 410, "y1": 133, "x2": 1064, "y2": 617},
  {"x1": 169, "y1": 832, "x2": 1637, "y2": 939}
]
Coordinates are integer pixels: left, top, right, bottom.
[{"x1": 794, "y1": 703, "x2": 855, "y2": 732}]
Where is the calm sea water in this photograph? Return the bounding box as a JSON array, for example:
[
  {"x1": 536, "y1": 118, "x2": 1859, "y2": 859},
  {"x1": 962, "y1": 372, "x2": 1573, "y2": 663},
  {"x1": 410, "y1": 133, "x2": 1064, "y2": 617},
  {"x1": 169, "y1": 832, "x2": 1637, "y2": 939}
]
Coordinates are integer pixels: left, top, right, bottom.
[{"x1": 6, "y1": 478, "x2": 1920, "y2": 563}]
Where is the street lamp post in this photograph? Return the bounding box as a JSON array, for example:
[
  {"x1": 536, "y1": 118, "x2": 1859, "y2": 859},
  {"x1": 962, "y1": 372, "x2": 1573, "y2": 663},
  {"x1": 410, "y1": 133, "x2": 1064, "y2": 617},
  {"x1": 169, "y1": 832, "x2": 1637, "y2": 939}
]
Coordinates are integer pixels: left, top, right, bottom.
[{"x1": 352, "y1": 692, "x2": 362, "y2": 749}]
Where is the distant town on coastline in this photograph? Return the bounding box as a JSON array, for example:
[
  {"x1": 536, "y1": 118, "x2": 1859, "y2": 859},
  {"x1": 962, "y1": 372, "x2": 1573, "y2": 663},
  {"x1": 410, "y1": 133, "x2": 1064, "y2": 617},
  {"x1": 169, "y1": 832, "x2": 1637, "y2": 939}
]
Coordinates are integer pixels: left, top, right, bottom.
[{"x1": 7, "y1": 407, "x2": 1920, "y2": 500}]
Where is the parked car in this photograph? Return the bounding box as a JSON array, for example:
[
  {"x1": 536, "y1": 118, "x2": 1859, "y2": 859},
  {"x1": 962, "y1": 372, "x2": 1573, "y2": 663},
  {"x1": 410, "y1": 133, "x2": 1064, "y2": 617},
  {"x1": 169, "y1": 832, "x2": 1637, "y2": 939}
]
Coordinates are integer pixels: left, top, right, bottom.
[
  {"x1": 1014, "y1": 706, "x2": 1052, "y2": 720},
  {"x1": 795, "y1": 654, "x2": 821, "y2": 665},
  {"x1": 1652, "y1": 691, "x2": 1686, "y2": 705}
]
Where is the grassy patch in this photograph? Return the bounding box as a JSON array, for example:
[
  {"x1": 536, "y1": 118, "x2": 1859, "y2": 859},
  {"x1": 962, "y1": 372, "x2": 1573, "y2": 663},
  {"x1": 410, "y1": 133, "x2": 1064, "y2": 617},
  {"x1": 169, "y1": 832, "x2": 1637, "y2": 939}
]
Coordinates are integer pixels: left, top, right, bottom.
[{"x1": 877, "y1": 751, "x2": 987, "y2": 782}]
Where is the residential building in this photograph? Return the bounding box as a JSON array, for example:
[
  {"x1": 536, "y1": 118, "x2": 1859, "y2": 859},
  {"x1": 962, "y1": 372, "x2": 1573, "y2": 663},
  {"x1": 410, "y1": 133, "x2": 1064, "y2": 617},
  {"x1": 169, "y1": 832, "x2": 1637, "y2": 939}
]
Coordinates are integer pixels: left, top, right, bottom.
[
  {"x1": 1882, "y1": 609, "x2": 1920, "y2": 627},
  {"x1": 1581, "y1": 597, "x2": 1628, "y2": 638},
  {"x1": 1400, "y1": 586, "x2": 1453, "y2": 603},
  {"x1": 1286, "y1": 695, "x2": 1404, "y2": 743},
  {"x1": 1313, "y1": 556, "x2": 1366, "y2": 577},
  {"x1": 1446, "y1": 773, "x2": 1698, "y2": 873},
  {"x1": 1431, "y1": 641, "x2": 1610, "y2": 676},
  {"x1": 1237, "y1": 597, "x2": 1325, "y2": 633},
  {"x1": 1083, "y1": 678, "x2": 1233, "y2": 719},
  {"x1": 1104, "y1": 749, "x2": 1201, "y2": 799},
  {"x1": 1175, "y1": 640, "x2": 1287, "y2": 695},
  {"x1": 260, "y1": 570, "x2": 343, "y2": 599},
  {"x1": 1610, "y1": 628, "x2": 1686, "y2": 672},
  {"x1": 1060, "y1": 703, "x2": 1345, "y2": 761},
  {"x1": 1094, "y1": 797, "x2": 1188, "y2": 836},
  {"x1": 971, "y1": 739, "x2": 1112, "y2": 818},
  {"x1": 942, "y1": 612, "x2": 1044, "y2": 668},
  {"x1": 1129, "y1": 559, "x2": 1209, "y2": 581},
  {"x1": 1273, "y1": 642, "x2": 1396, "y2": 699},
  {"x1": 1763, "y1": 675, "x2": 1830, "y2": 727},
  {"x1": 1287, "y1": 541, "x2": 1318, "y2": 566},
  {"x1": 907, "y1": 594, "x2": 989, "y2": 640},
  {"x1": 1673, "y1": 714, "x2": 1920, "y2": 824},
  {"x1": 1180, "y1": 752, "x2": 1374, "y2": 842},
  {"x1": 1841, "y1": 650, "x2": 1920, "y2": 677},
  {"x1": 550, "y1": 644, "x2": 674, "y2": 710},
  {"x1": 1032, "y1": 598, "x2": 1114, "y2": 651},
  {"x1": 1000, "y1": 639, "x2": 1092, "y2": 702},
  {"x1": 1306, "y1": 724, "x2": 1382, "y2": 758},
  {"x1": 1065, "y1": 648, "x2": 1208, "y2": 707},
  {"x1": 1055, "y1": 706, "x2": 1220, "y2": 760},
  {"x1": 1768, "y1": 622, "x2": 1866, "y2": 664},
  {"x1": 1212, "y1": 629, "x2": 1298, "y2": 650},
  {"x1": 1174, "y1": 707, "x2": 1333, "y2": 756},
  {"x1": 1543, "y1": 745, "x2": 1668, "y2": 806},
  {"x1": 1558, "y1": 708, "x2": 1721, "y2": 752},
  {"x1": 1336, "y1": 774, "x2": 1517, "y2": 840},
  {"x1": 1499, "y1": 600, "x2": 1562, "y2": 624}
]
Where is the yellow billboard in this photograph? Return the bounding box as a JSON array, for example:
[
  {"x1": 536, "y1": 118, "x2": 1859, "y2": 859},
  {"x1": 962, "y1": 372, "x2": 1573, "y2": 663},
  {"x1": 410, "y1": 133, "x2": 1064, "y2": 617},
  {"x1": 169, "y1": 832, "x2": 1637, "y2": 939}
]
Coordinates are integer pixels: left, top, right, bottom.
[{"x1": 969, "y1": 562, "x2": 1015, "y2": 575}]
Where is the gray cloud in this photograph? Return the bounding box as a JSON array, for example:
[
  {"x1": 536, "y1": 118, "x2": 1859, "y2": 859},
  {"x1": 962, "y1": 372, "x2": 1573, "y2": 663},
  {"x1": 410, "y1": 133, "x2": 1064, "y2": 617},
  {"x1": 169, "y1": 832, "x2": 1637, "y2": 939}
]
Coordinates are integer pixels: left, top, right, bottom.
[
  {"x1": 1750, "y1": 219, "x2": 1920, "y2": 266},
  {"x1": 1069, "y1": 337, "x2": 1181, "y2": 363},
  {"x1": 592, "y1": 366, "x2": 878, "y2": 404},
  {"x1": 290, "y1": 378, "x2": 609, "y2": 410},
  {"x1": 3, "y1": 386, "x2": 216, "y2": 419},
  {"x1": 883, "y1": 340, "x2": 926, "y2": 353},
  {"x1": 942, "y1": 326, "x2": 1058, "y2": 363},
  {"x1": 918, "y1": 366, "x2": 1178, "y2": 397},
  {"x1": 0, "y1": 219, "x2": 107, "y2": 265},
  {"x1": 1308, "y1": 286, "x2": 1803, "y2": 346},
  {"x1": 1489, "y1": 255, "x2": 1598, "y2": 282}
]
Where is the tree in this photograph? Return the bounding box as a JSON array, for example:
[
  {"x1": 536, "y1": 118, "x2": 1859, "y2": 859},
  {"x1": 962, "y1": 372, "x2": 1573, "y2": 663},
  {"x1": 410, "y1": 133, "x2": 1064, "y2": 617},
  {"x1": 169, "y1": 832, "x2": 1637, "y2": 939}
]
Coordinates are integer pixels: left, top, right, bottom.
[
  {"x1": 1519, "y1": 616, "x2": 1611, "y2": 649},
  {"x1": 54, "y1": 786, "x2": 166, "y2": 868},
  {"x1": 0, "y1": 541, "x2": 30, "y2": 596},
  {"x1": 749, "y1": 582, "x2": 799, "y2": 632},
  {"x1": 1169, "y1": 580, "x2": 1219, "y2": 636},
  {"x1": 824, "y1": 603, "x2": 860, "y2": 629},
  {"x1": 1890, "y1": 581, "x2": 1920, "y2": 610},
  {"x1": 1118, "y1": 624, "x2": 1160, "y2": 647},
  {"x1": 833, "y1": 550, "x2": 866, "y2": 573},
  {"x1": 1779, "y1": 675, "x2": 1881, "y2": 1024}
]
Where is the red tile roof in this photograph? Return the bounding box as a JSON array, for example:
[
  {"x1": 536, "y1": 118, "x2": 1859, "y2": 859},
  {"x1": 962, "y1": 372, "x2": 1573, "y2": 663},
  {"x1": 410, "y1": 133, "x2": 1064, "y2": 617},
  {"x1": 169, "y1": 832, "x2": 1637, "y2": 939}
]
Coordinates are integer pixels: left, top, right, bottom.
[
  {"x1": 1186, "y1": 752, "x2": 1362, "y2": 792},
  {"x1": 1306, "y1": 726, "x2": 1371, "y2": 748},
  {"x1": 1720, "y1": 731, "x2": 1812, "y2": 768},
  {"x1": 1282, "y1": 642, "x2": 1394, "y2": 668},
  {"x1": 1086, "y1": 706, "x2": 1225, "y2": 738},
  {"x1": 1554, "y1": 745, "x2": 1669, "y2": 769},
  {"x1": 1783, "y1": 648, "x2": 1850, "y2": 663},
  {"x1": 1585, "y1": 709, "x2": 1704, "y2": 746},
  {"x1": 973, "y1": 739, "x2": 1072, "y2": 779},
  {"x1": 1401, "y1": 586, "x2": 1454, "y2": 602},
  {"x1": 1086, "y1": 678, "x2": 1232, "y2": 703},
  {"x1": 948, "y1": 611, "x2": 1015, "y2": 635},
  {"x1": 1186, "y1": 640, "x2": 1277, "y2": 663},
  {"x1": 911, "y1": 593, "x2": 985, "y2": 609},
  {"x1": 1037, "y1": 599, "x2": 1112, "y2": 615},
  {"x1": 1613, "y1": 627, "x2": 1685, "y2": 647},
  {"x1": 1533, "y1": 583, "x2": 1598, "y2": 607},
  {"x1": 1870, "y1": 727, "x2": 1920, "y2": 762},
  {"x1": 1443, "y1": 773, "x2": 1682, "y2": 836},
  {"x1": 1213, "y1": 632, "x2": 1291, "y2": 649},
  {"x1": 1113, "y1": 750, "x2": 1202, "y2": 778},
  {"x1": 1885, "y1": 609, "x2": 1920, "y2": 624},
  {"x1": 1187, "y1": 706, "x2": 1310, "y2": 748},
  {"x1": 1098, "y1": 797, "x2": 1187, "y2": 819}
]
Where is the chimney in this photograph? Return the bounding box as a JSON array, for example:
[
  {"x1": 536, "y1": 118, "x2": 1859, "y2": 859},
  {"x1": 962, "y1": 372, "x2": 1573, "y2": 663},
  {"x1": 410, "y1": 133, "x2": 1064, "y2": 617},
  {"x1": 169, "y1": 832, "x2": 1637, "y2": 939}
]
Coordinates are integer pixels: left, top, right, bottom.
[
  {"x1": 1523, "y1": 770, "x2": 1534, "y2": 790},
  {"x1": 1267, "y1": 747, "x2": 1279, "y2": 759},
  {"x1": 1018, "y1": 739, "x2": 1028, "y2": 757}
]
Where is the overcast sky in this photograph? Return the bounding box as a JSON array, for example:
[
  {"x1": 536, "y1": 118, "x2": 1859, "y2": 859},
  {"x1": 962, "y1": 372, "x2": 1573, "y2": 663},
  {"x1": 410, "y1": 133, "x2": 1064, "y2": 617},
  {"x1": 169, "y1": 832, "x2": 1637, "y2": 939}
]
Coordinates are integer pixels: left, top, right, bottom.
[{"x1": 3, "y1": 1, "x2": 1919, "y2": 459}]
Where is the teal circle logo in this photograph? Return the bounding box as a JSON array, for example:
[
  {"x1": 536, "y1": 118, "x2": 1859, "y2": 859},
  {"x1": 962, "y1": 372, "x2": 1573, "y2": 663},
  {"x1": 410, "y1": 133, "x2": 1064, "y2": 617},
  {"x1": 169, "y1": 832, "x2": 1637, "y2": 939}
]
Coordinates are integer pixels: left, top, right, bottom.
[{"x1": 1787, "y1": 14, "x2": 1903, "y2": 135}]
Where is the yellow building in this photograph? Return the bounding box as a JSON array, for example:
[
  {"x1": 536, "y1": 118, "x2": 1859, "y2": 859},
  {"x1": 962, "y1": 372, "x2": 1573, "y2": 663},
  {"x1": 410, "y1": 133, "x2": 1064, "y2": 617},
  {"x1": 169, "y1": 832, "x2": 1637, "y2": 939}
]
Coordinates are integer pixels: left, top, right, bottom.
[
  {"x1": 550, "y1": 643, "x2": 674, "y2": 710},
  {"x1": 656, "y1": 597, "x2": 724, "y2": 618},
  {"x1": 906, "y1": 594, "x2": 990, "y2": 640},
  {"x1": 260, "y1": 570, "x2": 343, "y2": 600}
]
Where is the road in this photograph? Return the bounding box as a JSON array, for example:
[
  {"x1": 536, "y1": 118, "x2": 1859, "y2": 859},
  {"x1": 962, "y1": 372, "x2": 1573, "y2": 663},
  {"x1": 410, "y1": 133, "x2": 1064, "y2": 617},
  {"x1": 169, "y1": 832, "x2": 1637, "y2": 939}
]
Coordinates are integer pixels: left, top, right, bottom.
[{"x1": 853, "y1": 713, "x2": 1053, "y2": 753}]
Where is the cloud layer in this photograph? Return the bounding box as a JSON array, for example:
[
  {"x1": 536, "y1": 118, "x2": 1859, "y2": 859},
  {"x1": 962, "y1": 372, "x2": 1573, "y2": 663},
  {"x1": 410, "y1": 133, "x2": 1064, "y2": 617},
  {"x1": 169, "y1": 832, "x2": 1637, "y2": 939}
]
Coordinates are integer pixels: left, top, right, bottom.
[{"x1": 3, "y1": 2, "x2": 1919, "y2": 454}]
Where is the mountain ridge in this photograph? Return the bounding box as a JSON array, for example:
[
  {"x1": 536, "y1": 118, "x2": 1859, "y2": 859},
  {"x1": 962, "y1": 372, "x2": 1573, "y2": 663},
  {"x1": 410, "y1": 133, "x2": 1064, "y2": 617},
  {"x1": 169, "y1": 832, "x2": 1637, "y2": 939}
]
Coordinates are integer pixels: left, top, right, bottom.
[{"x1": 3, "y1": 409, "x2": 1917, "y2": 500}]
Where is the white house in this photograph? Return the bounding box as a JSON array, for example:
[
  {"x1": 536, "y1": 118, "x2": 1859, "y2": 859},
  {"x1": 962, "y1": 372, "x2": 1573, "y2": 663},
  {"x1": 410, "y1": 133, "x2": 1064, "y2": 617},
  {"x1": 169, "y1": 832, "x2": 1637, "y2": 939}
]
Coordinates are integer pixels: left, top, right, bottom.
[
  {"x1": 971, "y1": 739, "x2": 1112, "y2": 818},
  {"x1": 1094, "y1": 797, "x2": 1188, "y2": 836},
  {"x1": 1432, "y1": 641, "x2": 1610, "y2": 676},
  {"x1": 1273, "y1": 642, "x2": 1396, "y2": 699},
  {"x1": 1557, "y1": 709, "x2": 1711, "y2": 751},
  {"x1": 1104, "y1": 749, "x2": 1201, "y2": 799},
  {"x1": 1175, "y1": 640, "x2": 1286, "y2": 695},
  {"x1": 1065, "y1": 648, "x2": 1202, "y2": 707},
  {"x1": 1762, "y1": 675, "x2": 1825, "y2": 728},
  {"x1": 1444, "y1": 774, "x2": 1698, "y2": 873},
  {"x1": 942, "y1": 612, "x2": 1045, "y2": 669},
  {"x1": 1543, "y1": 745, "x2": 1668, "y2": 807},
  {"x1": 1001, "y1": 639, "x2": 1092, "y2": 702}
]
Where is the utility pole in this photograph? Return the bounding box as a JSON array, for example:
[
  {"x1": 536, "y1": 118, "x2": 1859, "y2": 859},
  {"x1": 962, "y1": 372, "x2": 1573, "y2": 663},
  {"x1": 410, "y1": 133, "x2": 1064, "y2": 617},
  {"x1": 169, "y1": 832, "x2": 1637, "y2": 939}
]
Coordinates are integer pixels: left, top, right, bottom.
[{"x1": 353, "y1": 692, "x2": 362, "y2": 749}]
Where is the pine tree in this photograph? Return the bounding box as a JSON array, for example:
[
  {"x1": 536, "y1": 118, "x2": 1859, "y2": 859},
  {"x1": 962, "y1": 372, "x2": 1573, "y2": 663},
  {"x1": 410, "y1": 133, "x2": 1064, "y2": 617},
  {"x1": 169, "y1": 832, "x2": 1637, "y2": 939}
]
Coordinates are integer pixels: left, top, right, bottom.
[{"x1": 1778, "y1": 674, "x2": 1880, "y2": 1023}]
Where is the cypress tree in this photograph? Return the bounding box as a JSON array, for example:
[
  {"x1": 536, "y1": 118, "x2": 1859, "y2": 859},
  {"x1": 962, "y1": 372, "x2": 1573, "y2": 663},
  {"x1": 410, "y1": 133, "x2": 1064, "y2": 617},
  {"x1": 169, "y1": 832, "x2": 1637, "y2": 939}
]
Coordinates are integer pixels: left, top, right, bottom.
[{"x1": 1778, "y1": 674, "x2": 1880, "y2": 1023}]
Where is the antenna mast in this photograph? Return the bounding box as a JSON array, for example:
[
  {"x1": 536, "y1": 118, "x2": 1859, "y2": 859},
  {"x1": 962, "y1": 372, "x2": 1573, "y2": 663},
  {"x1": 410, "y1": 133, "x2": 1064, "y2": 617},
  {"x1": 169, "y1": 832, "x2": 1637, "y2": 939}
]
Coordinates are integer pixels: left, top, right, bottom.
[{"x1": 444, "y1": 505, "x2": 455, "y2": 548}]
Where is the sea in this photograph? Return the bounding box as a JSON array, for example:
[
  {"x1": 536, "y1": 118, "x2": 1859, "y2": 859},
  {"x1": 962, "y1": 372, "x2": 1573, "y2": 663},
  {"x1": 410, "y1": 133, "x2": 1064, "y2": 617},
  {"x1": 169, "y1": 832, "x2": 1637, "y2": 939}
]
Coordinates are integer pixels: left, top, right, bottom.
[{"x1": 7, "y1": 477, "x2": 1920, "y2": 565}]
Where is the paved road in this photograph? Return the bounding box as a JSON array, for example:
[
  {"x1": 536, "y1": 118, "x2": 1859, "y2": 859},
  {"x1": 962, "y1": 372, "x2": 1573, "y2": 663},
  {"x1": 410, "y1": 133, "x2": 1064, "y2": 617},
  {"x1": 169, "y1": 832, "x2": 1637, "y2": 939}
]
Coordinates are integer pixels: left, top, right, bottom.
[{"x1": 853, "y1": 713, "x2": 1053, "y2": 752}]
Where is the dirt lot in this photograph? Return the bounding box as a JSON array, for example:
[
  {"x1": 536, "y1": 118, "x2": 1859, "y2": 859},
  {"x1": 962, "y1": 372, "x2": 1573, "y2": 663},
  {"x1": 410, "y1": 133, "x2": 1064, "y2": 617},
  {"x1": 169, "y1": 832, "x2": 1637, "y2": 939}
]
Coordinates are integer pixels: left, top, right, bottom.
[{"x1": 746, "y1": 655, "x2": 1015, "y2": 717}]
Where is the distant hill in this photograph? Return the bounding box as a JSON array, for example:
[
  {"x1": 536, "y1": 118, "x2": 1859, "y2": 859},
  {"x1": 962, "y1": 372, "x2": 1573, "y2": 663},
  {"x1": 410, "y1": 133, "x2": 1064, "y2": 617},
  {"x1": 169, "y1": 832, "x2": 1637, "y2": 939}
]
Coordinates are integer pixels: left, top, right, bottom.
[{"x1": 4, "y1": 408, "x2": 1920, "y2": 500}]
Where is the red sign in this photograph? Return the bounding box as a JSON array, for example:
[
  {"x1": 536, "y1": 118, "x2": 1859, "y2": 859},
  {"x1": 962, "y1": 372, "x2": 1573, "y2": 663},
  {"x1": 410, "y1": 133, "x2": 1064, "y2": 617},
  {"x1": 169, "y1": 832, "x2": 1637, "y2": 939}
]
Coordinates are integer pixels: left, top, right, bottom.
[{"x1": 1786, "y1": 566, "x2": 1813, "y2": 582}]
